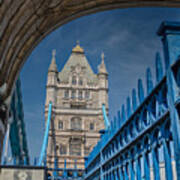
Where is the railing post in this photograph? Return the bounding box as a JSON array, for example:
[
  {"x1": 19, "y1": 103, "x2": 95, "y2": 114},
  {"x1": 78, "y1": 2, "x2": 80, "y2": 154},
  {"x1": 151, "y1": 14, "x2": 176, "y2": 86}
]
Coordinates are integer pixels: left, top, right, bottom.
[
  {"x1": 115, "y1": 168, "x2": 119, "y2": 180},
  {"x1": 162, "y1": 139, "x2": 173, "y2": 180},
  {"x1": 166, "y1": 69, "x2": 180, "y2": 179},
  {"x1": 152, "y1": 147, "x2": 160, "y2": 180},
  {"x1": 119, "y1": 166, "x2": 123, "y2": 180},
  {"x1": 100, "y1": 149, "x2": 103, "y2": 180},
  {"x1": 129, "y1": 160, "x2": 135, "y2": 180},
  {"x1": 136, "y1": 157, "x2": 141, "y2": 180},
  {"x1": 124, "y1": 163, "x2": 129, "y2": 180},
  {"x1": 143, "y1": 152, "x2": 150, "y2": 180},
  {"x1": 158, "y1": 22, "x2": 180, "y2": 179}
]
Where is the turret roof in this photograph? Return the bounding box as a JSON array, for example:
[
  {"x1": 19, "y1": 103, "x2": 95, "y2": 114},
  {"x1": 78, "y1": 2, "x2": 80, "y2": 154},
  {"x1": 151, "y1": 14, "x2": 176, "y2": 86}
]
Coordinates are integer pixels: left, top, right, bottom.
[
  {"x1": 48, "y1": 50, "x2": 58, "y2": 72},
  {"x1": 59, "y1": 43, "x2": 97, "y2": 84},
  {"x1": 98, "y1": 52, "x2": 108, "y2": 74}
]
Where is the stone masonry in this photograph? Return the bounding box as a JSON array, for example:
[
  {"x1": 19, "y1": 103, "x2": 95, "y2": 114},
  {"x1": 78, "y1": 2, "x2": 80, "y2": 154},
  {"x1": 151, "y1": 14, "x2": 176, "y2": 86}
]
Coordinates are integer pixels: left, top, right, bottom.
[{"x1": 45, "y1": 43, "x2": 108, "y2": 171}]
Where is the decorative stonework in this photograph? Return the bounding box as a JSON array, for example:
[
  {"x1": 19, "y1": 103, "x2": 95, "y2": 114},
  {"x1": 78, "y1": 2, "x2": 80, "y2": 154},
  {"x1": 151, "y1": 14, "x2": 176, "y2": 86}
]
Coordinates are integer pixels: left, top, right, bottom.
[{"x1": 45, "y1": 43, "x2": 108, "y2": 170}]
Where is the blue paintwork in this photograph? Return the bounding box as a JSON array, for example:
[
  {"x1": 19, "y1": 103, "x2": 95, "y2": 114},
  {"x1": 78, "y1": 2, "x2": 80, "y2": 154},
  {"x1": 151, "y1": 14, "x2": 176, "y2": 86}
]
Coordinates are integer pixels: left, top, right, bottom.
[
  {"x1": 155, "y1": 52, "x2": 163, "y2": 83},
  {"x1": 121, "y1": 104, "x2": 126, "y2": 122},
  {"x1": 84, "y1": 21, "x2": 180, "y2": 180},
  {"x1": 126, "y1": 96, "x2": 131, "y2": 118},
  {"x1": 38, "y1": 102, "x2": 52, "y2": 166},
  {"x1": 146, "y1": 67, "x2": 153, "y2": 95},
  {"x1": 129, "y1": 161, "x2": 135, "y2": 180},
  {"x1": 102, "y1": 104, "x2": 110, "y2": 129},
  {"x1": 132, "y1": 88, "x2": 137, "y2": 112},
  {"x1": 138, "y1": 79, "x2": 144, "y2": 104},
  {"x1": 143, "y1": 153, "x2": 150, "y2": 180},
  {"x1": 53, "y1": 157, "x2": 58, "y2": 177},
  {"x1": 62, "y1": 159, "x2": 67, "y2": 178},
  {"x1": 158, "y1": 21, "x2": 180, "y2": 69},
  {"x1": 162, "y1": 139, "x2": 173, "y2": 180},
  {"x1": 152, "y1": 148, "x2": 160, "y2": 180}
]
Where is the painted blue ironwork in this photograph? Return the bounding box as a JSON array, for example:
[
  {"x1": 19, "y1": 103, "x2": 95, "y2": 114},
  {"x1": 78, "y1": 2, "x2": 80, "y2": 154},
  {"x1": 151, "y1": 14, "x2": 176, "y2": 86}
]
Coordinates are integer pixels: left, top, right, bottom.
[
  {"x1": 102, "y1": 104, "x2": 110, "y2": 129},
  {"x1": 53, "y1": 157, "x2": 58, "y2": 177},
  {"x1": 155, "y1": 52, "x2": 163, "y2": 83},
  {"x1": 126, "y1": 97, "x2": 131, "y2": 118},
  {"x1": 63, "y1": 159, "x2": 67, "y2": 178},
  {"x1": 121, "y1": 104, "x2": 126, "y2": 122},
  {"x1": 7, "y1": 78, "x2": 29, "y2": 165},
  {"x1": 146, "y1": 67, "x2": 153, "y2": 94},
  {"x1": 73, "y1": 159, "x2": 78, "y2": 178},
  {"x1": 132, "y1": 88, "x2": 137, "y2": 112},
  {"x1": 84, "y1": 21, "x2": 180, "y2": 180},
  {"x1": 38, "y1": 101, "x2": 52, "y2": 166}
]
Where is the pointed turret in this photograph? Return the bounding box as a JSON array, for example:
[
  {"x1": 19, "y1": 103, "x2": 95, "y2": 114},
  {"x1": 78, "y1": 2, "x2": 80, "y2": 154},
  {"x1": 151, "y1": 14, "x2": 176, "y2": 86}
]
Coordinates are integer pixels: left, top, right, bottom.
[
  {"x1": 46, "y1": 49, "x2": 58, "y2": 106},
  {"x1": 98, "y1": 52, "x2": 108, "y2": 75},
  {"x1": 98, "y1": 52, "x2": 108, "y2": 109},
  {"x1": 48, "y1": 50, "x2": 58, "y2": 72}
]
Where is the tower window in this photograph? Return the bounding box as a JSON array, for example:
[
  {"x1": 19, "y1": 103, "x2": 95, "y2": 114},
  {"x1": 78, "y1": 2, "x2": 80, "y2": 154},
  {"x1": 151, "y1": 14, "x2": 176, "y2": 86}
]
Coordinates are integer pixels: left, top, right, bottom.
[
  {"x1": 90, "y1": 123, "x2": 94, "y2": 130},
  {"x1": 64, "y1": 89, "x2": 69, "y2": 99},
  {"x1": 85, "y1": 90, "x2": 90, "y2": 99},
  {"x1": 69, "y1": 138, "x2": 81, "y2": 156},
  {"x1": 58, "y1": 121, "x2": 63, "y2": 129},
  {"x1": 71, "y1": 90, "x2": 76, "y2": 99},
  {"x1": 72, "y1": 76, "x2": 77, "y2": 85},
  {"x1": 78, "y1": 90, "x2": 83, "y2": 100},
  {"x1": 71, "y1": 117, "x2": 82, "y2": 130},
  {"x1": 79, "y1": 77, "x2": 83, "y2": 86},
  {"x1": 60, "y1": 144, "x2": 67, "y2": 155}
]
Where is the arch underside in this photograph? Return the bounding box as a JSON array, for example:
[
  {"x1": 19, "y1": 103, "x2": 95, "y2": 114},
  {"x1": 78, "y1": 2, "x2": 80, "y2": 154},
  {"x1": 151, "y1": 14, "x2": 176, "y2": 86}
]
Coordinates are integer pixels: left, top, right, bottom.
[{"x1": 0, "y1": 0, "x2": 180, "y2": 99}]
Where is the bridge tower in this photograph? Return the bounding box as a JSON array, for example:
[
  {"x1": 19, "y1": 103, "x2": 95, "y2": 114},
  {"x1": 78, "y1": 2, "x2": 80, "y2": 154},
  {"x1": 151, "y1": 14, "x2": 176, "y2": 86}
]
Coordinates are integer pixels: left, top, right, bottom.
[{"x1": 45, "y1": 42, "x2": 108, "y2": 175}]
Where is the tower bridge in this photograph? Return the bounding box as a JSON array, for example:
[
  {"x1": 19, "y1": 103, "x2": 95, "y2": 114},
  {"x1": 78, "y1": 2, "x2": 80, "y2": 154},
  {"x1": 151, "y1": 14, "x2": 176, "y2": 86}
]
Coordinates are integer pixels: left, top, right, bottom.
[
  {"x1": 0, "y1": 2, "x2": 180, "y2": 179},
  {"x1": 0, "y1": 21, "x2": 180, "y2": 180}
]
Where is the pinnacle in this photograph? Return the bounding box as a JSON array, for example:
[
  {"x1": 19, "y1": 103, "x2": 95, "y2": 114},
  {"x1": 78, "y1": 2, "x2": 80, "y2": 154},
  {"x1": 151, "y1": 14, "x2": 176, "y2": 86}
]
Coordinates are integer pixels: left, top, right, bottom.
[{"x1": 48, "y1": 49, "x2": 58, "y2": 72}]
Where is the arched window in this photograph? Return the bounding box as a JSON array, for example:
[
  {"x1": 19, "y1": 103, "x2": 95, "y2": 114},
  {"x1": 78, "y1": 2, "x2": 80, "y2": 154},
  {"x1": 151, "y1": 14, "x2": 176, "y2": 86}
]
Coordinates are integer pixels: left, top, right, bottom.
[
  {"x1": 71, "y1": 90, "x2": 76, "y2": 99},
  {"x1": 85, "y1": 90, "x2": 90, "y2": 99},
  {"x1": 79, "y1": 77, "x2": 83, "y2": 86},
  {"x1": 69, "y1": 138, "x2": 81, "y2": 156},
  {"x1": 64, "y1": 89, "x2": 69, "y2": 99},
  {"x1": 58, "y1": 121, "x2": 63, "y2": 129},
  {"x1": 71, "y1": 117, "x2": 82, "y2": 130},
  {"x1": 78, "y1": 90, "x2": 83, "y2": 100},
  {"x1": 72, "y1": 76, "x2": 77, "y2": 85},
  {"x1": 59, "y1": 144, "x2": 67, "y2": 155}
]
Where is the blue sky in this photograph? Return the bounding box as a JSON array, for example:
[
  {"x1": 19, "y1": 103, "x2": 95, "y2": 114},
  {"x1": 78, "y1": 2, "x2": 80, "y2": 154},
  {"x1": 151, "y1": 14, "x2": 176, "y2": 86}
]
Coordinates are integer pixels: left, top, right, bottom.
[{"x1": 20, "y1": 7, "x2": 180, "y2": 163}]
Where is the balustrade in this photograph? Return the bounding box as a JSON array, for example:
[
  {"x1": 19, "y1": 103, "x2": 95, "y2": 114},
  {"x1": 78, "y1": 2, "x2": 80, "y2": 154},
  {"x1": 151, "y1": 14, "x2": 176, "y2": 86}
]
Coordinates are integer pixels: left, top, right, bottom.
[{"x1": 84, "y1": 21, "x2": 180, "y2": 180}]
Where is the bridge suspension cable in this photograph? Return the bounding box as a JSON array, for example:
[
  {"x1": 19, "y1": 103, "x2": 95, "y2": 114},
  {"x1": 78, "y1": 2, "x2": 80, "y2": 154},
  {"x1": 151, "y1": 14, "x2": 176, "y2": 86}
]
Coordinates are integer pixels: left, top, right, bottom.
[
  {"x1": 38, "y1": 102, "x2": 52, "y2": 166},
  {"x1": 102, "y1": 104, "x2": 110, "y2": 129}
]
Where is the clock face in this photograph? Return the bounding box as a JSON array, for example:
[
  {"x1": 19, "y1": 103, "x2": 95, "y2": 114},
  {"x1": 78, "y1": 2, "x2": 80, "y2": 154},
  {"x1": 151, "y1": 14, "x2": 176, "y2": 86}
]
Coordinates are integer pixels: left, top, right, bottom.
[{"x1": 14, "y1": 170, "x2": 32, "y2": 180}]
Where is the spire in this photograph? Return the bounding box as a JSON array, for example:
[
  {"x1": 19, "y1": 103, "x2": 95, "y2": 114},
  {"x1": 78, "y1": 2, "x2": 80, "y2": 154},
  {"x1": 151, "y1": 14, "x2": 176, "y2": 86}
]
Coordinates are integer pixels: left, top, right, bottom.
[
  {"x1": 98, "y1": 52, "x2": 108, "y2": 74},
  {"x1": 72, "y1": 41, "x2": 84, "y2": 54},
  {"x1": 48, "y1": 49, "x2": 58, "y2": 72}
]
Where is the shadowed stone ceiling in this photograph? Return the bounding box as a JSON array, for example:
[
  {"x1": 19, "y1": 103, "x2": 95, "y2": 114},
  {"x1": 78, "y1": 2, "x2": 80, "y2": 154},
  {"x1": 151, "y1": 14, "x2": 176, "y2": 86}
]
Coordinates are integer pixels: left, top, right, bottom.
[{"x1": 0, "y1": 0, "x2": 180, "y2": 100}]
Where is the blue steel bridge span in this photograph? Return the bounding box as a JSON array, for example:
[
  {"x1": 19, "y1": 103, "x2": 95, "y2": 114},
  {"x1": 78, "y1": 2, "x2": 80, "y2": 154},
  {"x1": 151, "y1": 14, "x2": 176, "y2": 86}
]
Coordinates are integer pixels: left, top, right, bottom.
[{"x1": 84, "y1": 21, "x2": 180, "y2": 180}]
